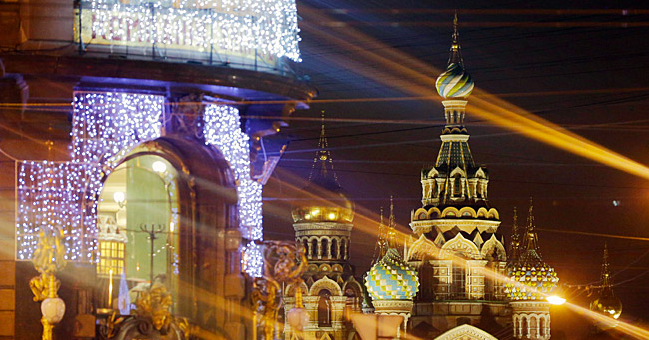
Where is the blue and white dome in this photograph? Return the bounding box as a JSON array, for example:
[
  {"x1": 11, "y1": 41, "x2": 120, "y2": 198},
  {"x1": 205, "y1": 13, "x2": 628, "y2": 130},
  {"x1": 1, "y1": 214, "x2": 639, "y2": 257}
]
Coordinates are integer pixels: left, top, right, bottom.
[
  {"x1": 435, "y1": 63, "x2": 474, "y2": 99},
  {"x1": 364, "y1": 248, "x2": 419, "y2": 301}
]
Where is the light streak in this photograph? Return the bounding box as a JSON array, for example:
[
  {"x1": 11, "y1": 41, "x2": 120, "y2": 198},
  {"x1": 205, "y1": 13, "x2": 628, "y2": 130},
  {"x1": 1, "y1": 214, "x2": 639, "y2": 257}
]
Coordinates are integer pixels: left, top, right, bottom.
[{"x1": 298, "y1": 4, "x2": 649, "y2": 183}]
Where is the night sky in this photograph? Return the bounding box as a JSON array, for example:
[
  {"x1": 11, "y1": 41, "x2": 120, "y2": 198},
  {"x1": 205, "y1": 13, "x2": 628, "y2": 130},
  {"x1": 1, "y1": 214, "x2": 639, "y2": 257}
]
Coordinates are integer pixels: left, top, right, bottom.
[{"x1": 263, "y1": 1, "x2": 649, "y2": 336}]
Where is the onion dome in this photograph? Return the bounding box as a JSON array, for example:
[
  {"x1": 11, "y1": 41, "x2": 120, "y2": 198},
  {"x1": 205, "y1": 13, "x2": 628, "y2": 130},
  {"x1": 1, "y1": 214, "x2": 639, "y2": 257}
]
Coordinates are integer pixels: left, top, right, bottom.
[
  {"x1": 435, "y1": 63, "x2": 474, "y2": 99},
  {"x1": 364, "y1": 248, "x2": 419, "y2": 301},
  {"x1": 590, "y1": 243, "x2": 622, "y2": 321},
  {"x1": 291, "y1": 115, "x2": 354, "y2": 223},
  {"x1": 435, "y1": 13, "x2": 474, "y2": 99},
  {"x1": 591, "y1": 294, "x2": 622, "y2": 321},
  {"x1": 505, "y1": 202, "x2": 558, "y2": 301}
]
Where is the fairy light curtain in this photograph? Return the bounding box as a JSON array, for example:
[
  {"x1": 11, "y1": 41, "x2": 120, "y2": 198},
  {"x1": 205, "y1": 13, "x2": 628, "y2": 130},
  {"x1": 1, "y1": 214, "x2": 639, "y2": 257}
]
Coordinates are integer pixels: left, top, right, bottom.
[
  {"x1": 76, "y1": 0, "x2": 302, "y2": 62},
  {"x1": 16, "y1": 93, "x2": 264, "y2": 276}
]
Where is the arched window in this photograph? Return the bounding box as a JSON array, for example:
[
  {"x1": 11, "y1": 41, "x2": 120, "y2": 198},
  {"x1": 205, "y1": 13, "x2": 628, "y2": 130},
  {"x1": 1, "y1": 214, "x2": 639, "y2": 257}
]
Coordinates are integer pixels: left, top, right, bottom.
[
  {"x1": 311, "y1": 239, "x2": 318, "y2": 259},
  {"x1": 303, "y1": 240, "x2": 309, "y2": 256},
  {"x1": 340, "y1": 240, "x2": 347, "y2": 259},
  {"x1": 331, "y1": 238, "x2": 338, "y2": 259},
  {"x1": 318, "y1": 290, "x2": 332, "y2": 327},
  {"x1": 521, "y1": 317, "x2": 528, "y2": 338},
  {"x1": 321, "y1": 238, "x2": 329, "y2": 259},
  {"x1": 540, "y1": 317, "x2": 546, "y2": 337},
  {"x1": 530, "y1": 316, "x2": 537, "y2": 337}
]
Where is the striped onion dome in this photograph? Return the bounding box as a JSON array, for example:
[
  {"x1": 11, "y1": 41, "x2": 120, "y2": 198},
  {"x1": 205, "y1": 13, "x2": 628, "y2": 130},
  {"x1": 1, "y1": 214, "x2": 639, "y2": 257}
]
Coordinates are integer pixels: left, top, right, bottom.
[
  {"x1": 504, "y1": 262, "x2": 558, "y2": 301},
  {"x1": 435, "y1": 63, "x2": 474, "y2": 99},
  {"x1": 364, "y1": 248, "x2": 419, "y2": 301}
]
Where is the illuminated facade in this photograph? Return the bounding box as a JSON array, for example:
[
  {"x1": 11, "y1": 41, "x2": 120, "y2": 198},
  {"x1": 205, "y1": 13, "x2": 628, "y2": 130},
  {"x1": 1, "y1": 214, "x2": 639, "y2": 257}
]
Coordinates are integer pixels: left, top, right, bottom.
[
  {"x1": 403, "y1": 16, "x2": 559, "y2": 340},
  {"x1": 284, "y1": 118, "x2": 363, "y2": 340},
  {"x1": 0, "y1": 0, "x2": 313, "y2": 338}
]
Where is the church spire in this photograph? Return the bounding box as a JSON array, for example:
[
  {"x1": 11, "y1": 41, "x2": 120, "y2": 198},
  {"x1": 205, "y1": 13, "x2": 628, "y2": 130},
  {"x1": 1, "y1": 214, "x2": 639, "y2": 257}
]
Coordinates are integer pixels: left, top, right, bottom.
[
  {"x1": 520, "y1": 198, "x2": 543, "y2": 263},
  {"x1": 388, "y1": 196, "x2": 398, "y2": 249},
  {"x1": 508, "y1": 207, "x2": 521, "y2": 263},
  {"x1": 601, "y1": 242, "x2": 612, "y2": 289},
  {"x1": 371, "y1": 207, "x2": 388, "y2": 265},
  {"x1": 308, "y1": 111, "x2": 339, "y2": 185},
  {"x1": 448, "y1": 10, "x2": 464, "y2": 66}
]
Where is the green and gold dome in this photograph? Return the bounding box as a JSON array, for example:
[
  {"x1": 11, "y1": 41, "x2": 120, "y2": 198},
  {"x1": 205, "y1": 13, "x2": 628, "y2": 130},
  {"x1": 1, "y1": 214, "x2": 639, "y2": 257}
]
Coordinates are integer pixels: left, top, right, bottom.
[
  {"x1": 435, "y1": 63, "x2": 474, "y2": 99},
  {"x1": 365, "y1": 248, "x2": 419, "y2": 301},
  {"x1": 505, "y1": 203, "x2": 559, "y2": 301},
  {"x1": 505, "y1": 262, "x2": 558, "y2": 301}
]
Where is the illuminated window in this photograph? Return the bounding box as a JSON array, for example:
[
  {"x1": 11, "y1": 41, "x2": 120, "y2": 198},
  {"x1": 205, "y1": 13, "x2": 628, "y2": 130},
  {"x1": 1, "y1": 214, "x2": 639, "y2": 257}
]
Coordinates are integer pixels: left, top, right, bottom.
[{"x1": 97, "y1": 240, "x2": 125, "y2": 275}]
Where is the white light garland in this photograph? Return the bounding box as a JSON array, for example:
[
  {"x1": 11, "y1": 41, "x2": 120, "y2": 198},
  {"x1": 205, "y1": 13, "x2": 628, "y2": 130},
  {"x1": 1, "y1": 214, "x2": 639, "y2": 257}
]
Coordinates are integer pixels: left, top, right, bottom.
[
  {"x1": 17, "y1": 93, "x2": 264, "y2": 278},
  {"x1": 203, "y1": 104, "x2": 263, "y2": 277},
  {"x1": 80, "y1": 0, "x2": 301, "y2": 62},
  {"x1": 16, "y1": 162, "x2": 86, "y2": 260},
  {"x1": 16, "y1": 91, "x2": 164, "y2": 261}
]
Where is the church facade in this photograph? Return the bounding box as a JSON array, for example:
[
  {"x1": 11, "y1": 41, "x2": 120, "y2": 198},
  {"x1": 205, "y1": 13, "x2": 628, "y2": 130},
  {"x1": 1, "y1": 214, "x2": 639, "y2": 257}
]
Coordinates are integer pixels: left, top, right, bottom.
[{"x1": 288, "y1": 17, "x2": 562, "y2": 340}]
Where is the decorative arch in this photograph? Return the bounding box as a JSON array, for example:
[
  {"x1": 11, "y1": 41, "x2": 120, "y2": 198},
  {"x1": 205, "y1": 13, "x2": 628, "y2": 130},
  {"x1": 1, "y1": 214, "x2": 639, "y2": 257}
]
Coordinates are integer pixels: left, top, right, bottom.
[
  {"x1": 407, "y1": 234, "x2": 439, "y2": 261},
  {"x1": 458, "y1": 207, "x2": 477, "y2": 218},
  {"x1": 449, "y1": 166, "x2": 466, "y2": 178},
  {"x1": 309, "y1": 276, "x2": 343, "y2": 296},
  {"x1": 342, "y1": 277, "x2": 364, "y2": 298},
  {"x1": 440, "y1": 233, "x2": 480, "y2": 259},
  {"x1": 475, "y1": 167, "x2": 487, "y2": 179},
  {"x1": 486, "y1": 208, "x2": 500, "y2": 220},
  {"x1": 441, "y1": 207, "x2": 460, "y2": 218},
  {"x1": 434, "y1": 324, "x2": 498, "y2": 340},
  {"x1": 480, "y1": 234, "x2": 507, "y2": 261},
  {"x1": 476, "y1": 207, "x2": 489, "y2": 218},
  {"x1": 414, "y1": 208, "x2": 428, "y2": 220},
  {"x1": 285, "y1": 281, "x2": 309, "y2": 297},
  {"x1": 427, "y1": 207, "x2": 441, "y2": 219},
  {"x1": 427, "y1": 168, "x2": 440, "y2": 178}
]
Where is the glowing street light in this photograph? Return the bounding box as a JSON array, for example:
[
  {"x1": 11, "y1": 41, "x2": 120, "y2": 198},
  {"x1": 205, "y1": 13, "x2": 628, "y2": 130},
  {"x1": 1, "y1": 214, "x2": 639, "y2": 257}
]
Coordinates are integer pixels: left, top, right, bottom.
[
  {"x1": 547, "y1": 295, "x2": 567, "y2": 305},
  {"x1": 151, "y1": 160, "x2": 167, "y2": 173}
]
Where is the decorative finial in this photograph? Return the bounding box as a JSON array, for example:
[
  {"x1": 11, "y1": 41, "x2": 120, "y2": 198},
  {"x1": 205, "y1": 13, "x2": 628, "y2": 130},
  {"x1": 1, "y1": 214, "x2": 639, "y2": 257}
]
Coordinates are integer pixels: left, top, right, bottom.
[
  {"x1": 452, "y1": 10, "x2": 459, "y2": 46},
  {"x1": 527, "y1": 197, "x2": 534, "y2": 231},
  {"x1": 520, "y1": 197, "x2": 543, "y2": 261},
  {"x1": 371, "y1": 207, "x2": 388, "y2": 264},
  {"x1": 387, "y1": 196, "x2": 398, "y2": 249},
  {"x1": 508, "y1": 207, "x2": 521, "y2": 263},
  {"x1": 602, "y1": 242, "x2": 611, "y2": 287},
  {"x1": 447, "y1": 11, "x2": 463, "y2": 65}
]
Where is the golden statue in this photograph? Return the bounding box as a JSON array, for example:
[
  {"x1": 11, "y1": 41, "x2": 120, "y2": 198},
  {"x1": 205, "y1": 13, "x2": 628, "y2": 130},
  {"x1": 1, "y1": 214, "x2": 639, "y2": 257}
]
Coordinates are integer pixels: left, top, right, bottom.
[
  {"x1": 134, "y1": 282, "x2": 174, "y2": 331},
  {"x1": 29, "y1": 229, "x2": 68, "y2": 340}
]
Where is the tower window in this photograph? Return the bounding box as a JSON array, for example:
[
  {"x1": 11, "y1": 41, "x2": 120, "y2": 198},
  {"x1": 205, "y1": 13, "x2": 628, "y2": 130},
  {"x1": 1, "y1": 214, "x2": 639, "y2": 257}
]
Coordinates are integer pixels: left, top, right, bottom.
[{"x1": 454, "y1": 177, "x2": 462, "y2": 196}]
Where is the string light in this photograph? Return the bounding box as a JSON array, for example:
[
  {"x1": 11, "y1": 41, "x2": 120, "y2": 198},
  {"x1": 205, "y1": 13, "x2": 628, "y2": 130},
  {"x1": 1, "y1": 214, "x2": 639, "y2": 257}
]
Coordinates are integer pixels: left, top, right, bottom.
[
  {"x1": 17, "y1": 91, "x2": 164, "y2": 261},
  {"x1": 80, "y1": 0, "x2": 302, "y2": 62},
  {"x1": 203, "y1": 104, "x2": 263, "y2": 277},
  {"x1": 17, "y1": 92, "x2": 264, "y2": 278}
]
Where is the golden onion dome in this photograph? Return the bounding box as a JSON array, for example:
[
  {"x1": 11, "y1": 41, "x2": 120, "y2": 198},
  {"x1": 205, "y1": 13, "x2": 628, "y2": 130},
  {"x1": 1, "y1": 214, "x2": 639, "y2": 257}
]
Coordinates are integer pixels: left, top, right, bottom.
[
  {"x1": 591, "y1": 291, "x2": 622, "y2": 320},
  {"x1": 291, "y1": 168, "x2": 354, "y2": 223}
]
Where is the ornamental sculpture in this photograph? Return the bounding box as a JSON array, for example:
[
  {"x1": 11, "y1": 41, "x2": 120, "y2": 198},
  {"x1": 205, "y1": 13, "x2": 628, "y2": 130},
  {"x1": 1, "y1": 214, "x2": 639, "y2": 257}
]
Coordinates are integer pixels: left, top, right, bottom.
[
  {"x1": 250, "y1": 241, "x2": 308, "y2": 340},
  {"x1": 29, "y1": 229, "x2": 68, "y2": 340}
]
